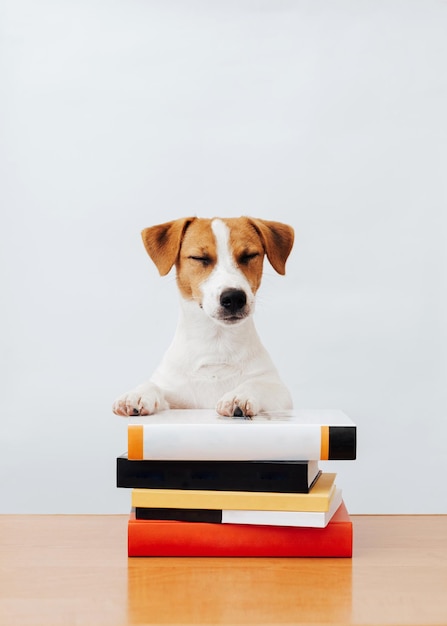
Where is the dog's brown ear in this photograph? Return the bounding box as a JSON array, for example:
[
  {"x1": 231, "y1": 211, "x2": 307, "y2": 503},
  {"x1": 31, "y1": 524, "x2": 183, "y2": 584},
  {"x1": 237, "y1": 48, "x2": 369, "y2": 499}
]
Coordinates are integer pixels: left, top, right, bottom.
[
  {"x1": 141, "y1": 218, "x2": 196, "y2": 276},
  {"x1": 248, "y1": 219, "x2": 294, "y2": 275}
]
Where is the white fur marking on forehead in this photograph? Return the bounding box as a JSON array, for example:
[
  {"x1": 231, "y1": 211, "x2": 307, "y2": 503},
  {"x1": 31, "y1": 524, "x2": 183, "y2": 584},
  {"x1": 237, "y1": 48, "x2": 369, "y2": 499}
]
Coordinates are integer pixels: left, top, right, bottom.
[{"x1": 211, "y1": 219, "x2": 234, "y2": 267}]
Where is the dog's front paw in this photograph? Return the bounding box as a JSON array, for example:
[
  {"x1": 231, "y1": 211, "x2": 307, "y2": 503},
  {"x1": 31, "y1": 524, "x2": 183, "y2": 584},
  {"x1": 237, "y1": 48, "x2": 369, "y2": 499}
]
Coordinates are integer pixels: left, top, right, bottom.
[
  {"x1": 216, "y1": 392, "x2": 260, "y2": 418},
  {"x1": 112, "y1": 384, "x2": 167, "y2": 417}
]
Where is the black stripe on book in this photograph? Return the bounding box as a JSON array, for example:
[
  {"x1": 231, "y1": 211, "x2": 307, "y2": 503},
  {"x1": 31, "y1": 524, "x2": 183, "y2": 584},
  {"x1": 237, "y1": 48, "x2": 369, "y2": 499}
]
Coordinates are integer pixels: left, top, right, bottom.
[
  {"x1": 135, "y1": 507, "x2": 222, "y2": 523},
  {"x1": 328, "y1": 426, "x2": 356, "y2": 460}
]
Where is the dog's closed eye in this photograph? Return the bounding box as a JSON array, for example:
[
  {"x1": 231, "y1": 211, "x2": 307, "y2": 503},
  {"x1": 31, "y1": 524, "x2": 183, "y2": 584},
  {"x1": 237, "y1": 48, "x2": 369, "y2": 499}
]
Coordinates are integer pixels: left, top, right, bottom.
[
  {"x1": 239, "y1": 252, "x2": 260, "y2": 266},
  {"x1": 189, "y1": 255, "x2": 212, "y2": 268}
]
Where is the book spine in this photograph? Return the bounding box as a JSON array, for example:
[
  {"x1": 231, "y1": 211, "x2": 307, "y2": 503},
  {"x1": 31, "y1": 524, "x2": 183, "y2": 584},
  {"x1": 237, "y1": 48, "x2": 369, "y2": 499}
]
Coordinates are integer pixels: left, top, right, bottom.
[
  {"x1": 128, "y1": 424, "x2": 355, "y2": 461},
  {"x1": 128, "y1": 506, "x2": 352, "y2": 557},
  {"x1": 134, "y1": 487, "x2": 342, "y2": 527},
  {"x1": 117, "y1": 457, "x2": 320, "y2": 493},
  {"x1": 130, "y1": 473, "x2": 336, "y2": 512}
]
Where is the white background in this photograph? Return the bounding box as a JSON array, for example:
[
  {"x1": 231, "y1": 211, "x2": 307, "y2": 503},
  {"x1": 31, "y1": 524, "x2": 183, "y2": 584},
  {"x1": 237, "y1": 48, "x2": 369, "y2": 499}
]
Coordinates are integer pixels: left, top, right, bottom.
[{"x1": 1, "y1": 0, "x2": 446, "y2": 514}]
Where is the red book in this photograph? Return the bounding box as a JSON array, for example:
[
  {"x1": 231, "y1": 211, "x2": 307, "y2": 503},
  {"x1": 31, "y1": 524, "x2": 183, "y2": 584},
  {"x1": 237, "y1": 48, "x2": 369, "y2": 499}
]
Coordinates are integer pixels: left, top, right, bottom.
[{"x1": 128, "y1": 501, "x2": 352, "y2": 557}]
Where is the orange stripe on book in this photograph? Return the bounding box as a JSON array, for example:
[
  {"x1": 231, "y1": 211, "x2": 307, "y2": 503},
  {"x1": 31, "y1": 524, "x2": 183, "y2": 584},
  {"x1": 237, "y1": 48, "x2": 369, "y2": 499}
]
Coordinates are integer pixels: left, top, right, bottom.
[
  {"x1": 128, "y1": 425, "x2": 144, "y2": 460},
  {"x1": 320, "y1": 425, "x2": 329, "y2": 460}
]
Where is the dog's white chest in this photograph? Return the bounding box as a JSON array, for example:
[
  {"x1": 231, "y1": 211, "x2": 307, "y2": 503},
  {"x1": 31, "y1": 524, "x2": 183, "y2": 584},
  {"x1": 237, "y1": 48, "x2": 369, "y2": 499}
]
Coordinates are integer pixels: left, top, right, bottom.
[{"x1": 191, "y1": 362, "x2": 243, "y2": 381}]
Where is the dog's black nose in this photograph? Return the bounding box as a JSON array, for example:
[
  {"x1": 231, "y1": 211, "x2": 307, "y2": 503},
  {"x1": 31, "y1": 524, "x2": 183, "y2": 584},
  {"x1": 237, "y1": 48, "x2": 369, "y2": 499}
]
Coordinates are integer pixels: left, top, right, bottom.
[{"x1": 220, "y1": 289, "x2": 247, "y2": 314}]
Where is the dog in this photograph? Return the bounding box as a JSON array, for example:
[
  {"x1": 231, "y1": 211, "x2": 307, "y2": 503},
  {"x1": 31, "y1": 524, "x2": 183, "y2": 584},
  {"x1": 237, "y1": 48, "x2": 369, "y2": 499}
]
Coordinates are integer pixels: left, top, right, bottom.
[{"x1": 113, "y1": 216, "x2": 294, "y2": 418}]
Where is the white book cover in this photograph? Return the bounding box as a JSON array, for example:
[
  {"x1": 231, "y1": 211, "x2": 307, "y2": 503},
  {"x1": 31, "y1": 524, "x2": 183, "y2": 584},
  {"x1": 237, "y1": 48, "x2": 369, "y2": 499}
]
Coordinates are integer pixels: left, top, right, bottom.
[{"x1": 128, "y1": 409, "x2": 355, "y2": 461}]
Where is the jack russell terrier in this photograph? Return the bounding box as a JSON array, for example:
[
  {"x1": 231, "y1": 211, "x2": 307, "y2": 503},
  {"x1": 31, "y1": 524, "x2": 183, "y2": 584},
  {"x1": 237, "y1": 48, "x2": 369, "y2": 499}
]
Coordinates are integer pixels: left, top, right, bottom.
[{"x1": 113, "y1": 216, "x2": 294, "y2": 418}]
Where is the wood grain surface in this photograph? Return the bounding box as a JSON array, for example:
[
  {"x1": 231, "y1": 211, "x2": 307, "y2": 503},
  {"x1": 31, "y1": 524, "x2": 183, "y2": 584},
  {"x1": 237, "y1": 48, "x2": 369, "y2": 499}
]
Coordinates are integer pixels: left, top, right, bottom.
[{"x1": 0, "y1": 514, "x2": 446, "y2": 625}]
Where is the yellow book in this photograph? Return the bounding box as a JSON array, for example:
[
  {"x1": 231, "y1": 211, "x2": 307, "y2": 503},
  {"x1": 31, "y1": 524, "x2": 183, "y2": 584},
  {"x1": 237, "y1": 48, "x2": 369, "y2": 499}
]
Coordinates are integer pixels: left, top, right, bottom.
[{"x1": 131, "y1": 473, "x2": 336, "y2": 512}]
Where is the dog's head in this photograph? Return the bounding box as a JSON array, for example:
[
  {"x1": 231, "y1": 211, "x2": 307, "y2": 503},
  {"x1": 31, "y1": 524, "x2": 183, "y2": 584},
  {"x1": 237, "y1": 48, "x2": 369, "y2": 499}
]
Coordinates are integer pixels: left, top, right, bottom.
[{"x1": 141, "y1": 217, "x2": 294, "y2": 326}]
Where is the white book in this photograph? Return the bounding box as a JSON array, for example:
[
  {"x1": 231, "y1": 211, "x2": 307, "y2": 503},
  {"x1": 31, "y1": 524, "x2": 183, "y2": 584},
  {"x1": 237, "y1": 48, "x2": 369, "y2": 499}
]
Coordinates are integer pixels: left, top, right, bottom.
[{"x1": 127, "y1": 408, "x2": 356, "y2": 461}]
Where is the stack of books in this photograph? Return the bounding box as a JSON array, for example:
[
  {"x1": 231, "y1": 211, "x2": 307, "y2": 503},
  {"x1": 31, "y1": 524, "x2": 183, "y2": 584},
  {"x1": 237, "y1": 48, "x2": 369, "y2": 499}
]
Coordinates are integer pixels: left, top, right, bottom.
[{"x1": 117, "y1": 409, "x2": 356, "y2": 557}]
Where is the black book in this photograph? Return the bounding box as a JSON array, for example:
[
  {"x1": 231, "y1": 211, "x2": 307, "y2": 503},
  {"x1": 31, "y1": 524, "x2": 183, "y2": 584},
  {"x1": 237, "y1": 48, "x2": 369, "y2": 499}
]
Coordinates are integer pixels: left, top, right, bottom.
[{"x1": 117, "y1": 455, "x2": 321, "y2": 493}]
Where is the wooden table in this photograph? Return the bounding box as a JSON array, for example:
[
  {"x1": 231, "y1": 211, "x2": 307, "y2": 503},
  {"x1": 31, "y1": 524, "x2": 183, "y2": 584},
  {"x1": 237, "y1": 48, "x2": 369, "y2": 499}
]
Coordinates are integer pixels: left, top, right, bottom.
[{"x1": 0, "y1": 515, "x2": 446, "y2": 625}]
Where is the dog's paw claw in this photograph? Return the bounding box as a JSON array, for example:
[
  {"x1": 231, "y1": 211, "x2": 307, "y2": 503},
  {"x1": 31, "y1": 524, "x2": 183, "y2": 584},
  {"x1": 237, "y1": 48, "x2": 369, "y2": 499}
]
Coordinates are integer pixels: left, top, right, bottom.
[
  {"x1": 112, "y1": 385, "x2": 167, "y2": 417},
  {"x1": 216, "y1": 393, "x2": 259, "y2": 418}
]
